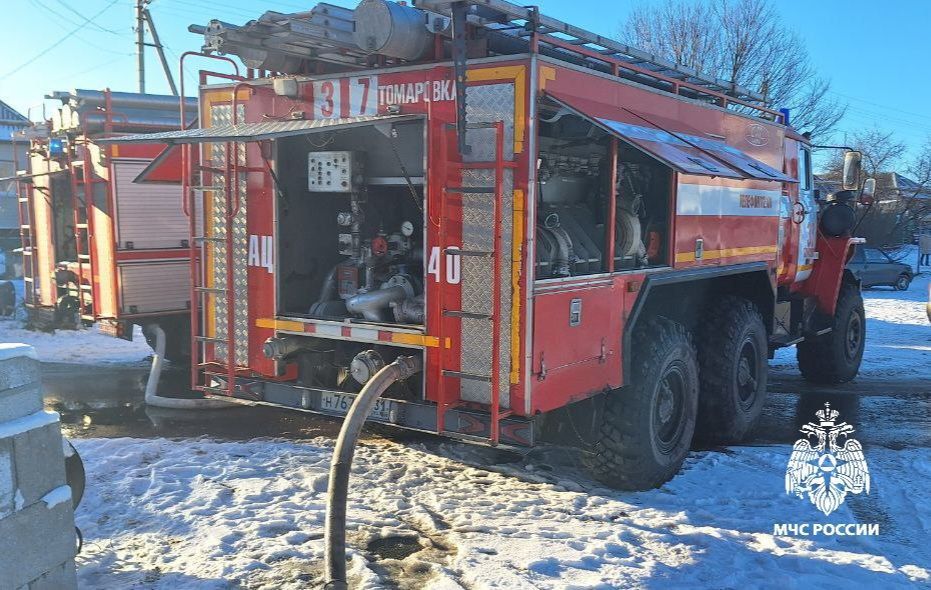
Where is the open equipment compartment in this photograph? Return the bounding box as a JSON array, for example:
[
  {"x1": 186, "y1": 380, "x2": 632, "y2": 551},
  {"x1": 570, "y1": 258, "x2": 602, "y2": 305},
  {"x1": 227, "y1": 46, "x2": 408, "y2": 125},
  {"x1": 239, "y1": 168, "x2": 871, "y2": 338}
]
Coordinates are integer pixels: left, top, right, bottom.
[
  {"x1": 534, "y1": 95, "x2": 675, "y2": 280},
  {"x1": 276, "y1": 117, "x2": 427, "y2": 327}
]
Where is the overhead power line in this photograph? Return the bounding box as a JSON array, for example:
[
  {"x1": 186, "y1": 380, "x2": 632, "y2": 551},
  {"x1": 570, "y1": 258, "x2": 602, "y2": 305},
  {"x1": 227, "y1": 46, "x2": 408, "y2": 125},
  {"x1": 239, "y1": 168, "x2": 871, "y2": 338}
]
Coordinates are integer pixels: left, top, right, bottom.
[
  {"x1": 829, "y1": 90, "x2": 931, "y2": 124},
  {"x1": 1, "y1": 0, "x2": 121, "y2": 81},
  {"x1": 28, "y1": 0, "x2": 132, "y2": 56},
  {"x1": 50, "y1": 0, "x2": 124, "y2": 36}
]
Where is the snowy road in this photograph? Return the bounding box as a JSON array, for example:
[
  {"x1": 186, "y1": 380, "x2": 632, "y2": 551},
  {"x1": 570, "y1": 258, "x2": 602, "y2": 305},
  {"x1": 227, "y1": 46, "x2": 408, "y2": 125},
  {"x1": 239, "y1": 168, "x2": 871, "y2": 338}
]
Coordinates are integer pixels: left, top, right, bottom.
[
  {"x1": 1, "y1": 250, "x2": 929, "y2": 588},
  {"x1": 71, "y1": 436, "x2": 930, "y2": 589},
  {"x1": 63, "y1": 259, "x2": 931, "y2": 589}
]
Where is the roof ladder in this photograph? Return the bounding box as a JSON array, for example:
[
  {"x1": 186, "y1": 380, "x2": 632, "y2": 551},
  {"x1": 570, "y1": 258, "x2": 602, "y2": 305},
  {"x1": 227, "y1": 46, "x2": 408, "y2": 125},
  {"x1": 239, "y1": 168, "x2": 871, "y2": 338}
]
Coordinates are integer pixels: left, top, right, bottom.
[{"x1": 414, "y1": 0, "x2": 780, "y2": 121}]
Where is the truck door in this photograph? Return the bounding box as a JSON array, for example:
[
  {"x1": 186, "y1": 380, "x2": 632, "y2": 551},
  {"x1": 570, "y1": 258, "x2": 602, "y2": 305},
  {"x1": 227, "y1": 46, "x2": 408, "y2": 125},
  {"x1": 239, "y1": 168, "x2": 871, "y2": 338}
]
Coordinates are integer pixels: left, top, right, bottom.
[{"x1": 795, "y1": 144, "x2": 817, "y2": 281}]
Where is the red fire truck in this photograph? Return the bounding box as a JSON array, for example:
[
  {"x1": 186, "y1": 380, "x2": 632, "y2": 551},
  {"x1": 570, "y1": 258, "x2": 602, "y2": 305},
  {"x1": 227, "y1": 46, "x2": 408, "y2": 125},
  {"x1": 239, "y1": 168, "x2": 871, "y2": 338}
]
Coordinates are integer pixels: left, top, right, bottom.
[
  {"x1": 14, "y1": 89, "x2": 195, "y2": 359},
  {"x1": 108, "y1": 0, "x2": 870, "y2": 489}
]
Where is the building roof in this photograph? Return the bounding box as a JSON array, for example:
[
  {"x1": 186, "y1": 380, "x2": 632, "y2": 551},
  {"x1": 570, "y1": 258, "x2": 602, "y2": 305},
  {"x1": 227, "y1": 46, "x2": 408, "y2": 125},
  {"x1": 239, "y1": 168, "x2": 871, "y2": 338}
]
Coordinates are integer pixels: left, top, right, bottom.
[
  {"x1": 814, "y1": 171, "x2": 931, "y2": 201},
  {"x1": 877, "y1": 172, "x2": 931, "y2": 199},
  {"x1": 0, "y1": 99, "x2": 28, "y2": 142}
]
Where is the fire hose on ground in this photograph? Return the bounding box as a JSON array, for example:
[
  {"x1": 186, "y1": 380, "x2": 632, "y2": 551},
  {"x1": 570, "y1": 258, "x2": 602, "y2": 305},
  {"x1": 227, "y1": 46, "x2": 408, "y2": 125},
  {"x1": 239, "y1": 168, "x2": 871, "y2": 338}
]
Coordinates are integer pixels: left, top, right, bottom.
[
  {"x1": 143, "y1": 324, "x2": 238, "y2": 409},
  {"x1": 324, "y1": 355, "x2": 423, "y2": 590}
]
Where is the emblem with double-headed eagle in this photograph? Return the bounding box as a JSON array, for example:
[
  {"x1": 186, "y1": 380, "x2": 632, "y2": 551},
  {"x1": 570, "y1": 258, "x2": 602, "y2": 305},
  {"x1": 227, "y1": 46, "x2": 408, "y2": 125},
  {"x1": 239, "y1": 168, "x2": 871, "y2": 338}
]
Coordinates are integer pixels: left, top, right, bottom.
[{"x1": 785, "y1": 402, "x2": 870, "y2": 515}]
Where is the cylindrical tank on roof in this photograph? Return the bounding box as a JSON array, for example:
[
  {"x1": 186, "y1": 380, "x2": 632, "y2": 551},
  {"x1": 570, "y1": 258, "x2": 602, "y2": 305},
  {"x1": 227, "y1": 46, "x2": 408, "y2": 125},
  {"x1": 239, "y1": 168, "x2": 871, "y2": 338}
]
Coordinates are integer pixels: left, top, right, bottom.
[
  {"x1": 353, "y1": 0, "x2": 431, "y2": 61},
  {"x1": 78, "y1": 112, "x2": 187, "y2": 130},
  {"x1": 53, "y1": 106, "x2": 191, "y2": 133},
  {"x1": 48, "y1": 89, "x2": 196, "y2": 112},
  {"x1": 53, "y1": 104, "x2": 78, "y2": 133},
  {"x1": 50, "y1": 108, "x2": 64, "y2": 133}
]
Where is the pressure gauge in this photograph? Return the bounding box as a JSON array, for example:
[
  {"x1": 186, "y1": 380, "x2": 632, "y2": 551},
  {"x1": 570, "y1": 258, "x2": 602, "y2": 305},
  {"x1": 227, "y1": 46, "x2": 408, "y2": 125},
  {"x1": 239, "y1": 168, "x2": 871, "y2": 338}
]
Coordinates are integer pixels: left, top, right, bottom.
[{"x1": 400, "y1": 220, "x2": 415, "y2": 237}]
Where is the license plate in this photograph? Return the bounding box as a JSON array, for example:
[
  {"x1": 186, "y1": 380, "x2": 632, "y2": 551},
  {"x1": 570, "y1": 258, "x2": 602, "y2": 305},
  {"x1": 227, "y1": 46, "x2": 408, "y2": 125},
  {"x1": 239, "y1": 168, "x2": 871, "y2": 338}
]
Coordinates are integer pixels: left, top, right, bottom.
[{"x1": 319, "y1": 392, "x2": 396, "y2": 422}]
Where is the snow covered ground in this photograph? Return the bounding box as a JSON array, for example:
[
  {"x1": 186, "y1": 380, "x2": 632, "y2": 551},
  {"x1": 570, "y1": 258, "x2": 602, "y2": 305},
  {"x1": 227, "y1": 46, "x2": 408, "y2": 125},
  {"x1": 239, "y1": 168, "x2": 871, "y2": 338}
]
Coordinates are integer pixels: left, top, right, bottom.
[
  {"x1": 772, "y1": 245, "x2": 931, "y2": 380},
  {"x1": 0, "y1": 280, "x2": 153, "y2": 365},
  {"x1": 3, "y1": 250, "x2": 928, "y2": 587},
  {"x1": 72, "y1": 437, "x2": 930, "y2": 589}
]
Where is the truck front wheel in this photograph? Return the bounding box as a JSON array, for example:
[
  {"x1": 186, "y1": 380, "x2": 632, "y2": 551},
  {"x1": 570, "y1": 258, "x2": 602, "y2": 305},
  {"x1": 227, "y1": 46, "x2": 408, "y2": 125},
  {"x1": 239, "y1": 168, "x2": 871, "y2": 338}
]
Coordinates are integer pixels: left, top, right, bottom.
[
  {"x1": 591, "y1": 317, "x2": 698, "y2": 490},
  {"x1": 696, "y1": 297, "x2": 768, "y2": 443},
  {"x1": 797, "y1": 282, "x2": 865, "y2": 384}
]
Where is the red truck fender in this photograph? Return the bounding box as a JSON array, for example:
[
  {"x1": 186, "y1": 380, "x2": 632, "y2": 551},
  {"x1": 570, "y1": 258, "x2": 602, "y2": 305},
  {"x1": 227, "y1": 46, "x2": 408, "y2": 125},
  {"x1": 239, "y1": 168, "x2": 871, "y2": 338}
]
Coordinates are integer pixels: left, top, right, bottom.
[{"x1": 796, "y1": 233, "x2": 864, "y2": 316}]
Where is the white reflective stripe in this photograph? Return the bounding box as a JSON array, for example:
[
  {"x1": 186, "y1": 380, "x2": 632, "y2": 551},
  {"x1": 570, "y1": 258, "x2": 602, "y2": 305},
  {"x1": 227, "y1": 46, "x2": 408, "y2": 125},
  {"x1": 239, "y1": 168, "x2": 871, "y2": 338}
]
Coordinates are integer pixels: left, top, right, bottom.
[
  {"x1": 677, "y1": 183, "x2": 781, "y2": 217},
  {"x1": 315, "y1": 323, "x2": 343, "y2": 337},
  {"x1": 351, "y1": 327, "x2": 379, "y2": 340}
]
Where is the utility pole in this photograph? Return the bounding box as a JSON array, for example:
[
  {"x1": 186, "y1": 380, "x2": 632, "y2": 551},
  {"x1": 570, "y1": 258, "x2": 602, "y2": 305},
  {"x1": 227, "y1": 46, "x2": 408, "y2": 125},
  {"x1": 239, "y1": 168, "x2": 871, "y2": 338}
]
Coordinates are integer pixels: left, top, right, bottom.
[
  {"x1": 135, "y1": 0, "x2": 145, "y2": 93},
  {"x1": 143, "y1": 8, "x2": 178, "y2": 96},
  {"x1": 133, "y1": 1, "x2": 178, "y2": 96}
]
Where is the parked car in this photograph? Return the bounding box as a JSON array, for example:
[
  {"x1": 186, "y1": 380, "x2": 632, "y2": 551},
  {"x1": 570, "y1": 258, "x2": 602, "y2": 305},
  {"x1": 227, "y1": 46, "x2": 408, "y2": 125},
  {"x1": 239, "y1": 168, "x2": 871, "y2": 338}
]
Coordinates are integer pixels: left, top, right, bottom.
[{"x1": 847, "y1": 245, "x2": 913, "y2": 290}]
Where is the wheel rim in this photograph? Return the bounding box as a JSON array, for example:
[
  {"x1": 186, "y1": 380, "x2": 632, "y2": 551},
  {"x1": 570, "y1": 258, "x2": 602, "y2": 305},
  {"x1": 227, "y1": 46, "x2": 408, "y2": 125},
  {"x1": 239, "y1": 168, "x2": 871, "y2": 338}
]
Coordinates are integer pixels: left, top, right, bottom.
[
  {"x1": 736, "y1": 338, "x2": 760, "y2": 409},
  {"x1": 653, "y1": 363, "x2": 687, "y2": 453},
  {"x1": 845, "y1": 313, "x2": 863, "y2": 360},
  {"x1": 897, "y1": 276, "x2": 909, "y2": 290}
]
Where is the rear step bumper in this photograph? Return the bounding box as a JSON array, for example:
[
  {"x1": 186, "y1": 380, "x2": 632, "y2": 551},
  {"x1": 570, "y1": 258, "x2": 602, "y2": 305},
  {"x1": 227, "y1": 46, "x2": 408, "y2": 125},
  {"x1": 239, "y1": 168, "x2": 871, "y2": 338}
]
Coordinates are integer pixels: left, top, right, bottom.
[{"x1": 205, "y1": 377, "x2": 536, "y2": 448}]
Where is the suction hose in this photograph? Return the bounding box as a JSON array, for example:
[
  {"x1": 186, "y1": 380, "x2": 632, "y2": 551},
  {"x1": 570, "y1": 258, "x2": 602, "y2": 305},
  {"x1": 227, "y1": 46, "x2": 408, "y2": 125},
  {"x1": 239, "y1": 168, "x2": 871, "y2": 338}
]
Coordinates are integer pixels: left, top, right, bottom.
[
  {"x1": 324, "y1": 355, "x2": 423, "y2": 590},
  {"x1": 143, "y1": 324, "x2": 238, "y2": 409}
]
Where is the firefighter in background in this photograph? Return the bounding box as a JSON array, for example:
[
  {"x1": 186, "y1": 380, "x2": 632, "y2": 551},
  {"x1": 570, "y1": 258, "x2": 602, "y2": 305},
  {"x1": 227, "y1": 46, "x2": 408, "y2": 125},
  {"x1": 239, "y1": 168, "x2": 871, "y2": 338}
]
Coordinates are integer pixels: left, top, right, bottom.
[{"x1": 919, "y1": 232, "x2": 931, "y2": 267}]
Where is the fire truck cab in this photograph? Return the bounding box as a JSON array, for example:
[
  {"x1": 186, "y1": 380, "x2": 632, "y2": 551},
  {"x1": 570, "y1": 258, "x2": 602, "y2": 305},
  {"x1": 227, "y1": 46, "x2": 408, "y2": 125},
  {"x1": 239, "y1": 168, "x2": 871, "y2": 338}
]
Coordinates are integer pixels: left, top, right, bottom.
[{"x1": 107, "y1": 0, "x2": 868, "y2": 489}]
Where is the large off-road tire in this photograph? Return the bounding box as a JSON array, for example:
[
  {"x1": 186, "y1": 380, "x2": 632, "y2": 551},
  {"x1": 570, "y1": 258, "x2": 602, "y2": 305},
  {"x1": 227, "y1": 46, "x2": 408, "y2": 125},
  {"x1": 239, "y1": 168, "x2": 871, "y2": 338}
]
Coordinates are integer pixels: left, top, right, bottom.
[
  {"x1": 797, "y1": 282, "x2": 865, "y2": 384},
  {"x1": 591, "y1": 317, "x2": 698, "y2": 490},
  {"x1": 696, "y1": 297, "x2": 768, "y2": 443}
]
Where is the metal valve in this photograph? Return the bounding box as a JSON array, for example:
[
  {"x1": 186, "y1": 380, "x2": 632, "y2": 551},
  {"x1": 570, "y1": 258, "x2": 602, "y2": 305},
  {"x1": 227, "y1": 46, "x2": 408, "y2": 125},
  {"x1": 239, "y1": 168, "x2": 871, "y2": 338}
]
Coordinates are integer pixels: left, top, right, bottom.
[{"x1": 349, "y1": 349, "x2": 386, "y2": 384}]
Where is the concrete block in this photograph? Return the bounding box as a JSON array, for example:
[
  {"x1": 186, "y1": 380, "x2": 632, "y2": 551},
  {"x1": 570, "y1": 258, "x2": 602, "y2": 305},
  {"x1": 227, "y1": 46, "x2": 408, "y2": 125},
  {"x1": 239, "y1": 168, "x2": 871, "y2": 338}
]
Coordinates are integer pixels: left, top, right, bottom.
[
  {"x1": 0, "y1": 383, "x2": 43, "y2": 424},
  {"x1": 25, "y1": 559, "x2": 77, "y2": 590},
  {"x1": 0, "y1": 498, "x2": 76, "y2": 590},
  {"x1": 10, "y1": 422, "x2": 66, "y2": 509},
  {"x1": 0, "y1": 355, "x2": 39, "y2": 393}
]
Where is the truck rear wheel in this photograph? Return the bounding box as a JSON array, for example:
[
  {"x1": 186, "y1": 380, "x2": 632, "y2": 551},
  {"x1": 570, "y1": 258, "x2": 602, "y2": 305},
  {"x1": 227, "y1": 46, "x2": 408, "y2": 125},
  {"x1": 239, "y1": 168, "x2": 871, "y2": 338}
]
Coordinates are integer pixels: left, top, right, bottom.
[
  {"x1": 591, "y1": 317, "x2": 698, "y2": 490},
  {"x1": 797, "y1": 282, "x2": 865, "y2": 384},
  {"x1": 696, "y1": 297, "x2": 768, "y2": 443}
]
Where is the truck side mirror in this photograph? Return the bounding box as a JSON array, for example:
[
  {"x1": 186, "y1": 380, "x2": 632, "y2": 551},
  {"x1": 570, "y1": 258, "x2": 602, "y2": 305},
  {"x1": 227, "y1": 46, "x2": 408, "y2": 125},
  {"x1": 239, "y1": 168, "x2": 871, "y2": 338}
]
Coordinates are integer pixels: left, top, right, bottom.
[
  {"x1": 843, "y1": 150, "x2": 862, "y2": 191},
  {"x1": 860, "y1": 177, "x2": 876, "y2": 205}
]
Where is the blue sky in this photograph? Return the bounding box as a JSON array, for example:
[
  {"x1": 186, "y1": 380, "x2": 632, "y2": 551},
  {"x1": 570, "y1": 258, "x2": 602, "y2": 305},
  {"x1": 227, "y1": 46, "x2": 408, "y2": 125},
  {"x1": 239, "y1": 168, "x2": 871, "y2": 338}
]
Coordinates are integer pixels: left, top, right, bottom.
[{"x1": 2, "y1": 0, "x2": 929, "y2": 168}]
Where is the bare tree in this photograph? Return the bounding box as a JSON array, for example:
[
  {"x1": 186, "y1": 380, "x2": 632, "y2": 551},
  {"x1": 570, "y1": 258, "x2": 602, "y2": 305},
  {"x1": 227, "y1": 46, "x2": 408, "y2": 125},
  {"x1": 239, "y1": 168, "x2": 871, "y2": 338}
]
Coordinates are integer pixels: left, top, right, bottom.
[
  {"x1": 620, "y1": 0, "x2": 846, "y2": 139},
  {"x1": 822, "y1": 129, "x2": 905, "y2": 178},
  {"x1": 625, "y1": 1, "x2": 718, "y2": 74},
  {"x1": 891, "y1": 139, "x2": 931, "y2": 241}
]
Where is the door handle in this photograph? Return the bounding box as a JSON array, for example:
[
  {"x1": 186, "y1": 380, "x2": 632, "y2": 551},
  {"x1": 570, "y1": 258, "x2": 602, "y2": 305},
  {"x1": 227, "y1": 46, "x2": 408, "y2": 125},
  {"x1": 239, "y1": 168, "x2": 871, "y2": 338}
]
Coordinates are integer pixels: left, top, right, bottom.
[{"x1": 792, "y1": 201, "x2": 808, "y2": 224}]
